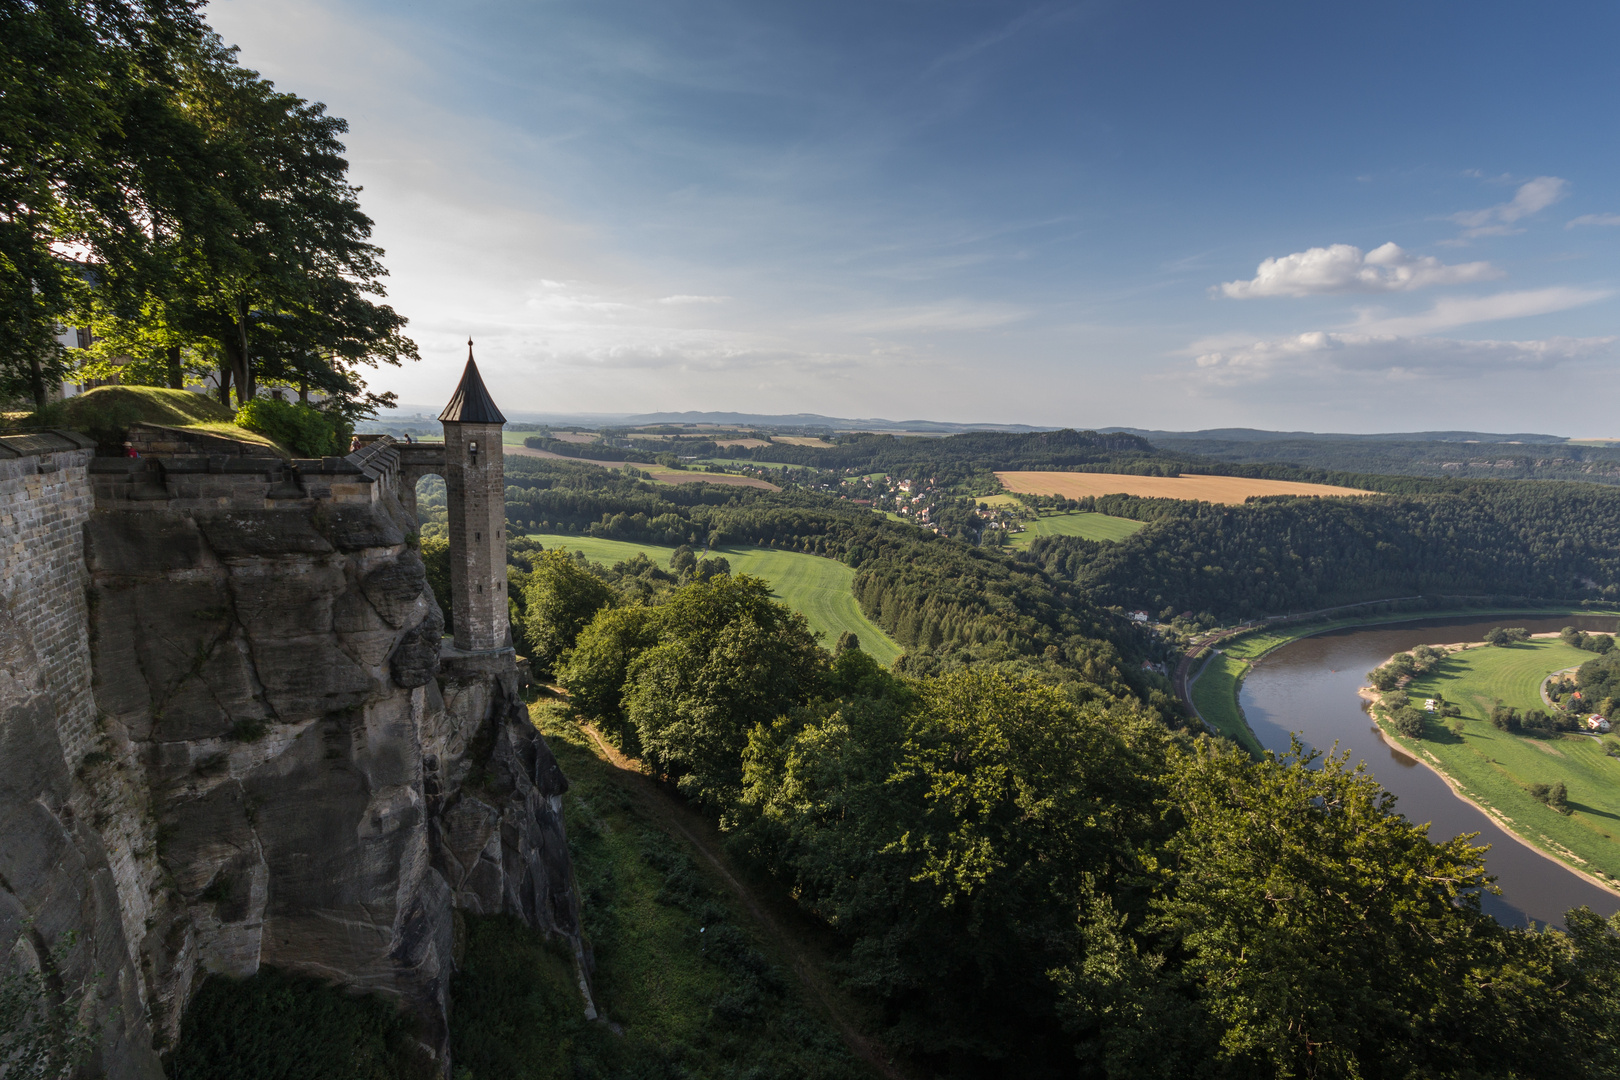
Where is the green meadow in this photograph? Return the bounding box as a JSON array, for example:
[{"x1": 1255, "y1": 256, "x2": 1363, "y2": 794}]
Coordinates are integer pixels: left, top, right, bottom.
[
  {"x1": 524, "y1": 533, "x2": 904, "y2": 665},
  {"x1": 1386, "y1": 638, "x2": 1620, "y2": 889},
  {"x1": 1006, "y1": 510, "x2": 1146, "y2": 548}
]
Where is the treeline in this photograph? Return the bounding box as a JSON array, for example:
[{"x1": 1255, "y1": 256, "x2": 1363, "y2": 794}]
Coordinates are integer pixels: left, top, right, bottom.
[
  {"x1": 1024, "y1": 482, "x2": 1620, "y2": 621},
  {"x1": 1148, "y1": 432, "x2": 1620, "y2": 486},
  {"x1": 541, "y1": 573, "x2": 1620, "y2": 1079}
]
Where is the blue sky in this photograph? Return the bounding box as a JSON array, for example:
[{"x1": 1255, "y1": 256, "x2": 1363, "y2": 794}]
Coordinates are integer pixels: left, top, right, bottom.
[{"x1": 211, "y1": 0, "x2": 1619, "y2": 432}]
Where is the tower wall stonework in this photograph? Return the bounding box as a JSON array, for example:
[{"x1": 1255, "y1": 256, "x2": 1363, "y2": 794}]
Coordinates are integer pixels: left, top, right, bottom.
[{"x1": 442, "y1": 421, "x2": 508, "y2": 650}]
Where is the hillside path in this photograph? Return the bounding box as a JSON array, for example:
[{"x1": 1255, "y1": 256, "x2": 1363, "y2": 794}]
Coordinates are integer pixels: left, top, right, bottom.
[{"x1": 570, "y1": 716, "x2": 908, "y2": 1080}]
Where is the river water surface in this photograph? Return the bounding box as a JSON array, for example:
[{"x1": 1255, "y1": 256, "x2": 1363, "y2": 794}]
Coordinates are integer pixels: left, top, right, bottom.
[{"x1": 1238, "y1": 614, "x2": 1620, "y2": 928}]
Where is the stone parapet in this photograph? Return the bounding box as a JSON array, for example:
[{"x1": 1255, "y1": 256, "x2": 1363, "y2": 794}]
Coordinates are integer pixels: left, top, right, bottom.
[{"x1": 91, "y1": 454, "x2": 380, "y2": 510}]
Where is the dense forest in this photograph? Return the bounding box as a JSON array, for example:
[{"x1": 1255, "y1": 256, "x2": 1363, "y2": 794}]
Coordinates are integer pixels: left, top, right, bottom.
[
  {"x1": 1023, "y1": 482, "x2": 1620, "y2": 621},
  {"x1": 518, "y1": 563, "x2": 1620, "y2": 1079}
]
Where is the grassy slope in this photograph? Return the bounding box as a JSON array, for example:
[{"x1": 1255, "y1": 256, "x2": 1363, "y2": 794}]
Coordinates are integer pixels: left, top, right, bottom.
[
  {"x1": 525, "y1": 532, "x2": 904, "y2": 665},
  {"x1": 1387, "y1": 640, "x2": 1620, "y2": 888},
  {"x1": 1006, "y1": 510, "x2": 1146, "y2": 548},
  {"x1": 57, "y1": 386, "x2": 287, "y2": 453},
  {"x1": 447, "y1": 702, "x2": 872, "y2": 1079},
  {"x1": 1189, "y1": 652, "x2": 1264, "y2": 756}
]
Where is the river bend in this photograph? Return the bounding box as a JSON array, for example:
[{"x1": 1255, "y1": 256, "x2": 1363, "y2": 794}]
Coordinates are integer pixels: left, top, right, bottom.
[{"x1": 1237, "y1": 614, "x2": 1620, "y2": 927}]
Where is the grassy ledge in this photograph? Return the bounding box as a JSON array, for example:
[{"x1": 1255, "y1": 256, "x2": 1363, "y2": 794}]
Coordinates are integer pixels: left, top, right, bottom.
[
  {"x1": 521, "y1": 532, "x2": 904, "y2": 665},
  {"x1": 1367, "y1": 638, "x2": 1620, "y2": 895}
]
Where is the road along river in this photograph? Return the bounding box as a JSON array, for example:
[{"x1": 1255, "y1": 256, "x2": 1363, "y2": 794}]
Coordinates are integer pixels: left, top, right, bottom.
[{"x1": 1238, "y1": 613, "x2": 1620, "y2": 928}]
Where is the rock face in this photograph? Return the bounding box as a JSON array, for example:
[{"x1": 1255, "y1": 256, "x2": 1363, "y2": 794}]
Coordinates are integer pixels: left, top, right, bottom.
[{"x1": 0, "y1": 436, "x2": 585, "y2": 1075}]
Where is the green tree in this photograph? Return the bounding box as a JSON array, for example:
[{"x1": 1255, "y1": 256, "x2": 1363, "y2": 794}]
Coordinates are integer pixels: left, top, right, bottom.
[
  {"x1": 0, "y1": 0, "x2": 204, "y2": 408},
  {"x1": 1145, "y1": 741, "x2": 1583, "y2": 1078},
  {"x1": 523, "y1": 550, "x2": 616, "y2": 676},
  {"x1": 623, "y1": 574, "x2": 823, "y2": 814},
  {"x1": 558, "y1": 605, "x2": 658, "y2": 751}
]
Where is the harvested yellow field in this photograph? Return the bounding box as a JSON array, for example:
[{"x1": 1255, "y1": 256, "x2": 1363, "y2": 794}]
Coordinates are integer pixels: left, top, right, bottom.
[
  {"x1": 771, "y1": 436, "x2": 833, "y2": 447},
  {"x1": 995, "y1": 471, "x2": 1373, "y2": 504}
]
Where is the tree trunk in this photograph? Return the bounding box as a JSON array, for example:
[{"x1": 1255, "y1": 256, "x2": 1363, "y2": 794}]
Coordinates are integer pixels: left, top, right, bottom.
[
  {"x1": 28, "y1": 351, "x2": 46, "y2": 413},
  {"x1": 234, "y1": 297, "x2": 253, "y2": 406},
  {"x1": 166, "y1": 346, "x2": 182, "y2": 389}
]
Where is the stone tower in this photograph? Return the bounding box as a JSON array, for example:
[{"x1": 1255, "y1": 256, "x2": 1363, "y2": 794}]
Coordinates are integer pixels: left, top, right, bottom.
[{"x1": 439, "y1": 340, "x2": 509, "y2": 650}]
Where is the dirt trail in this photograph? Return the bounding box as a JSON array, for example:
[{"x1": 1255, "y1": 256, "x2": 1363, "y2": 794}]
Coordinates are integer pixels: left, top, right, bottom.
[{"x1": 573, "y1": 719, "x2": 907, "y2": 1080}]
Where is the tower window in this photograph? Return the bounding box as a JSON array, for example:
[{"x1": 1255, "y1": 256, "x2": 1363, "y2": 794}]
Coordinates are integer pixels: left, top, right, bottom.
[
  {"x1": 476, "y1": 532, "x2": 481, "y2": 542},
  {"x1": 478, "y1": 584, "x2": 483, "y2": 594}
]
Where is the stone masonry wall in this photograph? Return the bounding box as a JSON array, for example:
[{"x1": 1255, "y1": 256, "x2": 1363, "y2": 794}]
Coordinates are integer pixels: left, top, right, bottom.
[
  {"x1": 0, "y1": 431, "x2": 162, "y2": 1079},
  {"x1": 0, "y1": 432, "x2": 99, "y2": 762}
]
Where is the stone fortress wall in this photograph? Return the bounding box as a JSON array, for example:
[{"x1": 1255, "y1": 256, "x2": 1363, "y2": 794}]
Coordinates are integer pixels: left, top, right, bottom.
[{"x1": 0, "y1": 405, "x2": 586, "y2": 1077}]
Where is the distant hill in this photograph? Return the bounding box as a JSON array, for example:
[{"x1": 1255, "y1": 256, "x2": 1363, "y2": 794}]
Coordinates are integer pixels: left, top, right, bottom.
[
  {"x1": 375, "y1": 406, "x2": 1056, "y2": 434},
  {"x1": 1098, "y1": 427, "x2": 1620, "y2": 485},
  {"x1": 1102, "y1": 427, "x2": 1569, "y2": 445}
]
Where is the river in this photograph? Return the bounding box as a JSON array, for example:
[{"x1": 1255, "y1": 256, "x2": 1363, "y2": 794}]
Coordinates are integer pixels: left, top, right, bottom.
[{"x1": 1237, "y1": 613, "x2": 1620, "y2": 928}]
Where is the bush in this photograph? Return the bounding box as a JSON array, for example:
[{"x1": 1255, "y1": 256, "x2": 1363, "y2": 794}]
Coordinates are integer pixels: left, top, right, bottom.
[
  {"x1": 1483, "y1": 626, "x2": 1530, "y2": 646},
  {"x1": 164, "y1": 966, "x2": 434, "y2": 1079},
  {"x1": 234, "y1": 398, "x2": 348, "y2": 457},
  {"x1": 1490, "y1": 704, "x2": 1521, "y2": 732},
  {"x1": 1528, "y1": 781, "x2": 1569, "y2": 812},
  {"x1": 1383, "y1": 690, "x2": 1410, "y2": 710},
  {"x1": 1392, "y1": 707, "x2": 1426, "y2": 738}
]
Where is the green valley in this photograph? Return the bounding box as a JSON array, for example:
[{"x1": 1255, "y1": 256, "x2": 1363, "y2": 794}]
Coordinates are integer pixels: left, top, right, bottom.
[{"x1": 523, "y1": 532, "x2": 904, "y2": 665}]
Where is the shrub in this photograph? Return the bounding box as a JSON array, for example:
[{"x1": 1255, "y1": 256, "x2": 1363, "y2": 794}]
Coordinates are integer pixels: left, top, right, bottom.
[
  {"x1": 1483, "y1": 626, "x2": 1530, "y2": 647},
  {"x1": 164, "y1": 966, "x2": 434, "y2": 1079},
  {"x1": 1383, "y1": 690, "x2": 1410, "y2": 709},
  {"x1": 1490, "y1": 704, "x2": 1520, "y2": 732},
  {"x1": 1392, "y1": 707, "x2": 1426, "y2": 738},
  {"x1": 234, "y1": 398, "x2": 347, "y2": 457}
]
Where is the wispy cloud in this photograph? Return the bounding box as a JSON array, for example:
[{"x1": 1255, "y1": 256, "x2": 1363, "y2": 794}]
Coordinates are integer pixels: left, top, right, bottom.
[
  {"x1": 1188, "y1": 332, "x2": 1615, "y2": 387},
  {"x1": 1348, "y1": 286, "x2": 1609, "y2": 336},
  {"x1": 1568, "y1": 213, "x2": 1620, "y2": 228},
  {"x1": 1450, "y1": 176, "x2": 1568, "y2": 238},
  {"x1": 658, "y1": 294, "x2": 732, "y2": 304},
  {"x1": 1219, "y1": 243, "x2": 1500, "y2": 298}
]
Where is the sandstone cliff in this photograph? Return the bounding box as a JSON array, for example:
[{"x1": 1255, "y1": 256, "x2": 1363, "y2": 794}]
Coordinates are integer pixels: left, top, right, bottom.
[{"x1": 0, "y1": 436, "x2": 585, "y2": 1076}]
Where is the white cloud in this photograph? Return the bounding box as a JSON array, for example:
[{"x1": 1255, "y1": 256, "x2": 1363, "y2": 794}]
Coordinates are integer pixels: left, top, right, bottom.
[
  {"x1": 1219, "y1": 242, "x2": 1500, "y2": 298},
  {"x1": 1189, "y1": 332, "x2": 1615, "y2": 387},
  {"x1": 658, "y1": 294, "x2": 732, "y2": 304},
  {"x1": 1348, "y1": 286, "x2": 1610, "y2": 336},
  {"x1": 1450, "y1": 176, "x2": 1568, "y2": 238},
  {"x1": 1568, "y1": 213, "x2": 1620, "y2": 228}
]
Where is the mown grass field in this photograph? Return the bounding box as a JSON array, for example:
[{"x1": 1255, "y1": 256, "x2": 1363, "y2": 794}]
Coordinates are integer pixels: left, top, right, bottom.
[
  {"x1": 1388, "y1": 639, "x2": 1620, "y2": 889},
  {"x1": 1006, "y1": 511, "x2": 1146, "y2": 548},
  {"x1": 995, "y1": 470, "x2": 1373, "y2": 504},
  {"x1": 524, "y1": 533, "x2": 903, "y2": 665}
]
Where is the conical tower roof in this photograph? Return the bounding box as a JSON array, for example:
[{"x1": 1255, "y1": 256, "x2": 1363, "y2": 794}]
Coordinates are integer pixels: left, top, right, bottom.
[{"x1": 439, "y1": 339, "x2": 506, "y2": 424}]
